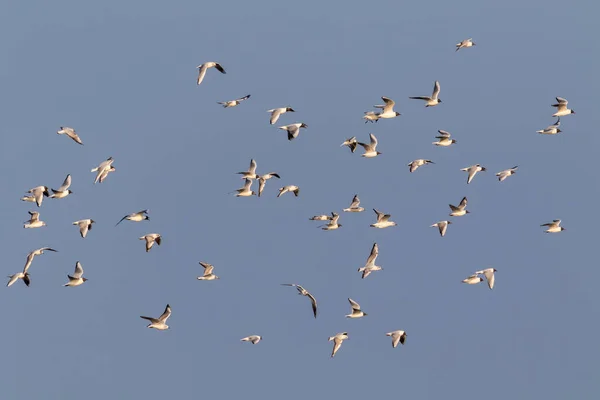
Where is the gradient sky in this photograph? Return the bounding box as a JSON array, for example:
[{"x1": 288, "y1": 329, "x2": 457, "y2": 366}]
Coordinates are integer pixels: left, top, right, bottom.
[{"x1": 1, "y1": 1, "x2": 598, "y2": 399}]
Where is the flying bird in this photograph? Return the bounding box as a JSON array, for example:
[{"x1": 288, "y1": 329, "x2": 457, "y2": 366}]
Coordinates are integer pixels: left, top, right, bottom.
[
  {"x1": 386, "y1": 330, "x2": 407, "y2": 348},
  {"x1": 7, "y1": 271, "x2": 30, "y2": 288},
  {"x1": 340, "y1": 137, "x2": 358, "y2": 153},
  {"x1": 431, "y1": 220, "x2": 452, "y2": 237},
  {"x1": 72, "y1": 219, "x2": 95, "y2": 238},
  {"x1": 140, "y1": 234, "x2": 162, "y2": 252},
  {"x1": 279, "y1": 123, "x2": 308, "y2": 141},
  {"x1": 57, "y1": 126, "x2": 83, "y2": 145},
  {"x1": 309, "y1": 214, "x2": 333, "y2": 221},
  {"x1": 433, "y1": 130, "x2": 457, "y2": 146},
  {"x1": 24, "y1": 211, "x2": 46, "y2": 229},
  {"x1": 537, "y1": 118, "x2": 562, "y2": 135},
  {"x1": 197, "y1": 262, "x2": 220, "y2": 280},
  {"x1": 358, "y1": 243, "x2": 383, "y2": 279},
  {"x1": 496, "y1": 166, "x2": 518, "y2": 182},
  {"x1": 218, "y1": 94, "x2": 250, "y2": 108},
  {"x1": 240, "y1": 335, "x2": 262, "y2": 344},
  {"x1": 233, "y1": 179, "x2": 256, "y2": 197},
  {"x1": 551, "y1": 97, "x2": 575, "y2": 117},
  {"x1": 456, "y1": 38, "x2": 476, "y2": 51},
  {"x1": 281, "y1": 283, "x2": 318, "y2": 318},
  {"x1": 237, "y1": 159, "x2": 258, "y2": 180},
  {"x1": 408, "y1": 159, "x2": 434, "y2": 173},
  {"x1": 268, "y1": 107, "x2": 295, "y2": 125},
  {"x1": 370, "y1": 208, "x2": 397, "y2": 228},
  {"x1": 449, "y1": 197, "x2": 469, "y2": 217},
  {"x1": 373, "y1": 96, "x2": 401, "y2": 119},
  {"x1": 277, "y1": 185, "x2": 300, "y2": 198},
  {"x1": 541, "y1": 219, "x2": 565, "y2": 233},
  {"x1": 462, "y1": 273, "x2": 483, "y2": 285},
  {"x1": 357, "y1": 133, "x2": 381, "y2": 158},
  {"x1": 321, "y1": 212, "x2": 341, "y2": 230},
  {"x1": 362, "y1": 111, "x2": 380, "y2": 123},
  {"x1": 346, "y1": 298, "x2": 367, "y2": 318},
  {"x1": 460, "y1": 164, "x2": 486, "y2": 184},
  {"x1": 23, "y1": 247, "x2": 57, "y2": 272},
  {"x1": 26, "y1": 186, "x2": 50, "y2": 207},
  {"x1": 91, "y1": 157, "x2": 115, "y2": 184},
  {"x1": 409, "y1": 81, "x2": 442, "y2": 107},
  {"x1": 49, "y1": 174, "x2": 73, "y2": 199},
  {"x1": 258, "y1": 173, "x2": 281, "y2": 197},
  {"x1": 140, "y1": 304, "x2": 172, "y2": 330},
  {"x1": 196, "y1": 62, "x2": 226, "y2": 86},
  {"x1": 63, "y1": 261, "x2": 88, "y2": 287},
  {"x1": 475, "y1": 268, "x2": 497, "y2": 289},
  {"x1": 343, "y1": 194, "x2": 364, "y2": 212},
  {"x1": 116, "y1": 210, "x2": 149, "y2": 226},
  {"x1": 328, "y1": 332, "x2": 349, "y2": 358}
]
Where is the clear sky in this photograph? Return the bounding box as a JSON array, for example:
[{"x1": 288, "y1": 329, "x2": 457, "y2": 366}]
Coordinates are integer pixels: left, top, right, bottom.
[{"x1": 1, "y1": 0, "x2": 598, "y2": 399}]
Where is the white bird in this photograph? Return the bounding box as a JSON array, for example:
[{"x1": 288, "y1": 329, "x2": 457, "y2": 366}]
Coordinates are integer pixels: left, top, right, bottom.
[
  {"x1": 551, "y1": 97, "x2": 575, "y2": 117},
  {"x1": 24, "y1": 211, "x2": 46, "y2": 229},
  {"x1": 57, "y1": 126, "x2": 83, "y2": 145},
  {"x1": 328, "y1": 332, "x2": 349, "y2": 358},
  {"x1": 431, "y1": 220, "x2": 452, "y2": 237},
  {"x1": 496, "y1": 166, "x2": 518, "y2": 182},
  {"x1": 218, "y1": 94, "x2": 250, "y2": 108},
  {"x1": 268, "y1": 107, "x2": 295, "y2": 125},
  {"x1": 386, "y1": 330, "x2": 407, "y2": 348},
  {"x1": 49, "y1": 174, "x2": 73, "y2": 199},
  {"x1": 140, "y1": 304, "x2": 172, "y2": 330},
  {"x1": 240, "y1": 335, "x2": 262, "y2": 344},
  {"x1": 277, "y1": 185, "x2": 299, "y2": 198},
  {"x1": 537, "y1": 118, "x2": 562, "y2": 135},
  {"x1": 23, "y1": 247, "x2": 58, "y2": 272},
  {"x1": 97, "y1": 165, "x2": 116, "y2": 183},
  {"x1": 140, "y1": 233, "x2": 162, "y2": 252},
  {"x1": 346, "y1": 298, "x2": 367, "y2": 318},
  {"x1": 449, "y1": 197, "x2": 469, "y2": 217},
  {"x1": 362, "y1": 111, "x2": 380, "y2": 123},
  {"x1": 456, "y1": 38, "x2": 476, "y2": 51},
  {"x1": 408, "y1": 159, "x2": 434, "y2": 173},
  {"x1": 257, "y1": 174, "x2": 280, "y2": 197},
  {"x1": 281, "y1": 283, "x2": 318, "y2": 318},
  {"x1": 321, "y1": 212, "x2": 342, "y2": 230},
  {"x1": 237, "y1": 159, "x2": 259, "y2": 180},
  {"x1": 343, "y1": 194, "x2": 364, "y2": 212},
  {"x1": 461, "y1": 164, "x2": 486, "y2": 184},
  {"x1": 474, "y1": 268, "x2": 497, "y2": 290},
  {"x1": 91, "y1": 157, "x2": 115, "y2": 184},
  {"x1": 63, "y1": 261, "x2": 88, "y2": 287},
  {"x1": 309, "y1": 214, "x2": 332, "y2": 221},
  {"x1": 370, "y1": 208, "x2": 397, "y2": 229},
  {"x1": 462, "y1": 273, "x2": 483, "y2": 285},
  {"x1": 373, "y1": 96, "x2": 401, "y2": 119},
  {"x1": 26, "y1": 186, "x2": 50, "y2": 207},
  {"x1": 340, "y1": 137, "x2": 358, "y2": 153},
  {"x1": 196, "y1": 62, "x2": 226, "y2": 86},
  {"x1": 233, "y1": 179, "x2": 256, "y2": 197},
  {"x1": 409, "y1": 81, "x2": 442, "y2": 107},
  {"x1": 541, "y1": 219, "x2": 565, "y2": 233},
  {"x1": 197, "y1": 262, "x2": 220, "y2": 280},
  {"x1": 358, "y1": 243, "x2": 383, "y2": 279},
  {"x1": 279, "y1": 123, "x2": 308, "y2": 141},
  {"x1": 72, "y1": 219, "x2": 95, "y2": 238},
  {"x1": 358, "y1": 133, "x2": 381, "y2": 158},
  {"x1": 116, "y1": 210, "x2": 149, "y2": 226},
  {"x1": 433, "y1": 130, "x2": 457, "y2": 146}
]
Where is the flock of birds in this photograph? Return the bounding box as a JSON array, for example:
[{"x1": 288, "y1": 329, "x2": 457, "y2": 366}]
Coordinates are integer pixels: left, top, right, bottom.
[{"x1": 12, "y1": 37, "x2": 575, "y2": 358}]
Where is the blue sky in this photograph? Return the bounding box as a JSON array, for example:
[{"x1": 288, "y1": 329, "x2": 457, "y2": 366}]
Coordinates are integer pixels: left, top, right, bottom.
[{"x1": 1, "y1": 0, "x2": 598, "y2": 399}]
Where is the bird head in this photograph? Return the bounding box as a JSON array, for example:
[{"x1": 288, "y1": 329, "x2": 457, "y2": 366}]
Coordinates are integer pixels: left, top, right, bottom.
[
  {"x1": 144, "y1": 216, "x2": 150, "y2": 221},
  {"x1": 465, "y1": 210, "x2": 471, "y2": 214},
  {"x1": 395, "y1": 112, "x2": 401, "y2": 116},
  {"x1": 287, "y1": 107, "x2": 295, "y2": 112},
  {"x1": 438, "y1": 99, "x2": 443, "y2": 103},
  {"x1": 82, "y1": 277, "x2": 89, "y2": 282}
]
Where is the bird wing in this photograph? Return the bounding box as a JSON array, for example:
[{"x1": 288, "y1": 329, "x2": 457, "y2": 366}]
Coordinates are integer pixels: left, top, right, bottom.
[
  {"x1": 459, "y1": 197, "x2": 468, "y2": 209},
  {"x1": 350, "y1": 195, "x2": 360, "y2": 208},
  {"x1": 269, "y1": 109, "x2": 282, "y2": 125},
  {"x1": 140, "y1": 316, "x2": 160, "y2": 324},
  {"x1": 200, "y1": 262, "x2": 214, "y2": 275},
  {"x1": 248, "y1": 159, "x2": 257, "y2": 175},
  {"x1": 196, "y1": 64, "x2": 208, "y2": 85},
  {"x1": 72, "y1": 262, "x2": 84, "y2": 278},
  {"x1": 115, "y1": 215, "x2": 128, "y2": 226},
  {"x1": 348, "y1": 298, "x2": 361, "y2": 311},
  {"x1": 365, "y1": 243, "x2": 378, "y2": 266},
  {"x1": 214, "y1": 63, "x2": 226, "y2": 74},
  {"x1": 79, "y1": 222, "x2": 89, "y2": 238},
  {"x1": 159, "y1": 304, "x2": 172, "y2": 322},
  {"x1": 57, "y1": 174, "x2": 72, "y2": 192},
  {"x1": 369, "y1": 133, "x2": 378, "y2": 146},
  {"x1": 331, "y1": 338, "x2": 342, "y2": 357},
  {"x1": 432, "y1": 81, "x2": 441, "y2": 99},
  {"x1": 381, "y1": 96, "x2": 395, "y2": 113},
  {"x1": 235, "y1": 94, "x2": 251, "y2": 102},
  {"x1": 306, "y1": 292, "x2": 318, "y2": 318},
  {"x1": 258, "y1": 178, "x2": 266, "y2": 197}
]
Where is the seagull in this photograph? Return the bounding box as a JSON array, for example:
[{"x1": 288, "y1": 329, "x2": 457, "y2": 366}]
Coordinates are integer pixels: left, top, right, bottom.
[
  {"x1": 57, "y1": 126, "x2": 83, "y2": 145},
  {"x1": 140, "y1": 304, "x2": 172, "y2": 330},
  {"x1": 309, "y1": 214, "x2": 332, "y2": 221},
  {"x1": 49, "y1": 174, "x2": 73, "y2": 199},
  {"x1": 268, "y1": 107, "x2": 295, "y2": 125},
  {"x1": 386, "y1": 330, "x2": 407, "y2": 348},
  {"x1": 358, "y1": 133, "x2": 381, "y2": 158},
  {"x1": 551, "y1": 97, "x2": 575, "y2": 117},
  {"x1": 140, "y1": 233, "x2": 162, "y2": 252},
  {"x1": 116, "y1": 210, "x2": 149, "y2": 226},
  {"x1": 23, "y1": 247, "x2": 57, "y2": 272},
  {"x1": 72, "y1": 219, "x2": 95, "y2": 238},
  {"x1": 279, "y1": 123, "x2": 308, "y2": 141},
  {"x1": 97, "y1": 165, "x2": 116, "y2": 183},
  {"x1": 370, "y1": 208, "x2": 397, "y2": 228},
  {"x1": 91, "y1": 157, "x2": 115, "y2": 184},
  {"x1": 277, "y1": 185, "x2": 299, "y2": 197},
  {"x1": 537, "y1": 118, "x2": 562, "y2": 135},
  {"x1": 281, "y1": 283, "x2": 318, "y2": 318},
  {"x1": 258, "y1": 173, "x2": 281, "y2": 197},
  {"x1": 321, "y1": 212, "x2": 341, "y2": 230},
  {"x1": 7, "y1": 271, "x2": 30, "y2": 287},
  {"x1": 240, "y1": 335, "x2": 262, "y2": 344},
  {"x1": 218, "y1": 94, "x2": 250, "y2": 108},
  {"x1": 362, "y1": 111, "x2": 380, "y2": 123},
  {"x1": 340, "y1": 137, "x2": 358, "y2": 153},
  {"x1": 409, "y1": 81, "x2": 442, "y2": 107},
  {"x1": 496, "y1": 166, "x2": 518, "y2": 182},
  {"x1": 433, "y1": 130, "x2": 457, "y2": 146},
  {"x1": 197, "y1": 262, "x2": 220, "y2": 280},
  {"x1": 26, "y1": 186, "x2": 50, "y2": 207},
  {"x1": 474, "y1": 268, "x2": 497, "y2": 289},
  {"x1": 196, "y1": 62, "x2": 226, "y2": 86},
  {"x1": 237, "y1": 159, "x2": 259, "y2": 180},
  {"x1": 461, "y1": 164, "x2": 486, "y2": 184},
  {"x1": 343, "y1": 194, "x2": 364, "y2": 212},
  {"x1": 449, "y1": 197, "x2": 469, "y2": 217},
  {"x1": 541, "y1": 219, "x2": 565, "y2": 233},
  {"x1": 63, "y1": 261, "x2": 88, "y2": 287},
  {"x1": 431, "y1": 220, "x2": 452, "y2": 237},
  {"x1": 24, "y1": 211, "x2": 46, "y2": 229},
  {"x1": 358, "y1": 243, "x2": 383, "y2": 279},
  {"x1": 346, "y1": 298, "x2": 367, "y2": 318},
  {"x1": 462, "y1": 273, "x2": 483, "y2": 285},
  {"x1": 408, "y1": 159, "x2": 434, "y2": 173},
  {"x1": 373, "y1": 96, "x2": 401, "y2": 119},
  {"x1": 233, "y1": 179, "x2": 256, "y2": 197},
  {"x1": 328, "y1": 332, "x2": 349, "y2": 358},
  {"x1": 456, "y1": 38, "x2": 476, "y2": 51}
]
